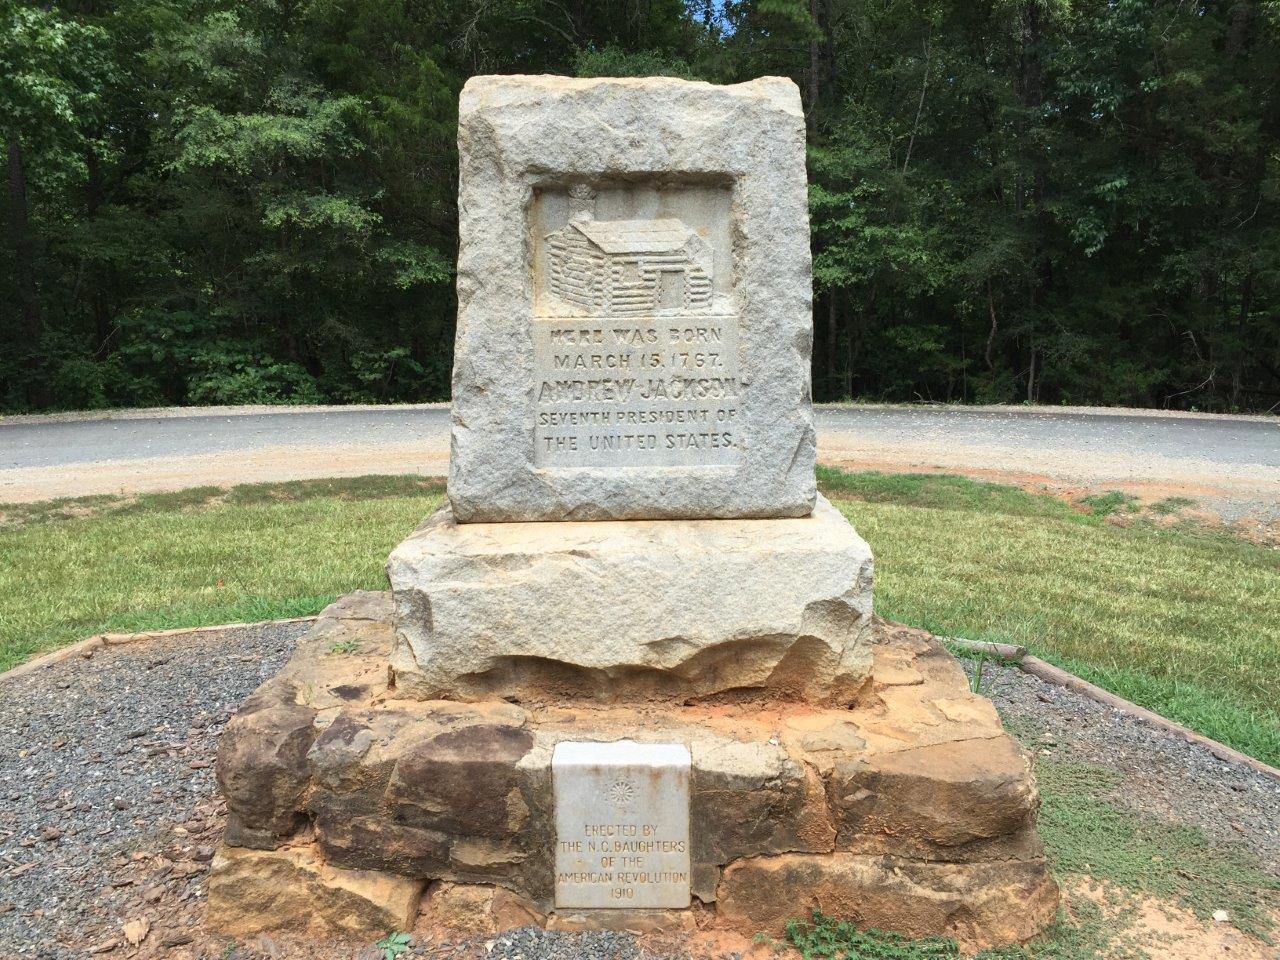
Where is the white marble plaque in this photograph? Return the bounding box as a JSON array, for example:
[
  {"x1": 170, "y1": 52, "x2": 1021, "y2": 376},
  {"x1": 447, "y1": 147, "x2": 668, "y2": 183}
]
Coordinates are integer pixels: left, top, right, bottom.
[{"x1": 552, "y1": 740, "x2": 691, "y2": 909}]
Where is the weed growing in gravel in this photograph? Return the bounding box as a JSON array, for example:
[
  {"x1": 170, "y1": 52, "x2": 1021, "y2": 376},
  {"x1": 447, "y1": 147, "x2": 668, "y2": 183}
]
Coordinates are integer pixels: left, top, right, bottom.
[
  {"x1": 1035, "y1": 761, "x2": 1280, "y2": 939},
  {"x1": 328, "y1": 638, "x2": 362, "y2": 655},
  {"x1": 968, "y1": 651, "x2": 992, "y2": 695},
  {"x1": 785, "y1": 914, "x2": 960, "y2": 958},
  {"x1": 783, "y1": 902, "x2": 1145, "y2": 960},
  {"x1": 375, "y1": 932, "x2": 413, "y2": 959}
]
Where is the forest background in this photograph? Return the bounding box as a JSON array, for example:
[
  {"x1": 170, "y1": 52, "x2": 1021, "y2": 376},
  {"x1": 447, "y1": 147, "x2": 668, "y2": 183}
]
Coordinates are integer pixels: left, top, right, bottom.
[{"x1": 3, "y1": 0, "x2": 1278, "y2": 413}]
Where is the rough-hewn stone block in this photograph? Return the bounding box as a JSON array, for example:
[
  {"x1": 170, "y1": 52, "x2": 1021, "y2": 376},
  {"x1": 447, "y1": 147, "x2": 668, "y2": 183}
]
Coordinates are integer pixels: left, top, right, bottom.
[
  {"x1": 449, "y1": 75, "x2": 815, "y2": 522},
  {"x1": 207, "y1": 844, "x2": 424, "y2": 939},
  {"x1": 387, "y1": 494, "x2": 873, "y2": 703},
  {"x1": 718, "y1": 853, "x2": 1059, "y2": 952}
]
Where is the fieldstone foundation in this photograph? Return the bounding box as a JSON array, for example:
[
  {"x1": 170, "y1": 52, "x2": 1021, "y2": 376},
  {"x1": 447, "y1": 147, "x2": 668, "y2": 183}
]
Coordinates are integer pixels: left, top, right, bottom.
[{"x1": 209, "y1": 592, "x2": 1058, "y2": 952}]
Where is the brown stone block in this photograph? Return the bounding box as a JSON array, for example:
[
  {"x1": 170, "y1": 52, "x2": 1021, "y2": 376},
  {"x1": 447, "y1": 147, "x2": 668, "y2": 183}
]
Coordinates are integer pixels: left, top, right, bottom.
[
  {"x1": 422, "y1": 882, "x2": 547, "y2": 934},
  {"x1": 215, "y1": 680, "x2": 316, "y2": 845},
  {"x1": 691, "y1": 738, "x2": 835, "y2": 865},
  {"x1": 386, "y1": 724, "x2": 534, "y2": 836},
  {"x1": 206, "y1": 843, "x2": 424, "y2": 939},
  {"x1": 717, "y1": 853, "x2": 1058, "y2": 951},
  {"x1": 316, "y1": 812, "x2": 451, "y2": 877},
  {"x1": 829, "y1": 735, "x2": 1039, "y2": 848}
]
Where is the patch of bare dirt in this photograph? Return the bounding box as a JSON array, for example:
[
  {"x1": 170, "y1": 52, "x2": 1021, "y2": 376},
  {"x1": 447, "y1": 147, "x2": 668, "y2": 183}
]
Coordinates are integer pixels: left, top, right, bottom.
[
  {"x1": 0, "y1": 444, "x2": 451, "y2": 504},
  {"x1": 826, "y1": 455, "x2": 1280, "y2": 546},
  {"x1": 1067, "y1": 880, "x2": 1279, "y2": 960}
]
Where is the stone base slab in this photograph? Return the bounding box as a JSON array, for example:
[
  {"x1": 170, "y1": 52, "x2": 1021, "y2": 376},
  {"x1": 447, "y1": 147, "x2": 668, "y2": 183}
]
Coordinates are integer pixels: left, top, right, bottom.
[
  {"x1": 386, "y1": 494, "x2": 874, "y2": 703},
  {"x1": 210, "y1": 592, "x2": 1058, "y2": 951}
]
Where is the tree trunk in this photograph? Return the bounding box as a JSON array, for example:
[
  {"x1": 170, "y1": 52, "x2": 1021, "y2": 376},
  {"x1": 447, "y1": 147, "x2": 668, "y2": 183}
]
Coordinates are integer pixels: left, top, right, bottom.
[
  {"x1": 806, "y1": 0, "x2": 824, "y2": 126},
  {"x1": 1026, "y1": 344, "x2": 1037, "y2": 402},
  {"x1": 7, "y1": 139, "x2": 41, "y2": 343},
  {"x1": 825, "y1": 291, "x2": 838, "y2": 400},
  {"x1": 984, "y1": 278, "x2": 998, "y2": 370},
  {"x1": 85, "y1": 147, "x2": 113, "y2": 353},
  {"x1": 1018, "y1": 1, "x2": 1051, "y2": 400}
]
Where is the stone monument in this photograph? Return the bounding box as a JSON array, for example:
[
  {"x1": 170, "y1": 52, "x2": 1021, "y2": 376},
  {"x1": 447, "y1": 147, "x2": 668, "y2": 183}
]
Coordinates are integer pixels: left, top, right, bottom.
[{"x1": 207, "y1": 76, "x2": 1057, "y2": 952}]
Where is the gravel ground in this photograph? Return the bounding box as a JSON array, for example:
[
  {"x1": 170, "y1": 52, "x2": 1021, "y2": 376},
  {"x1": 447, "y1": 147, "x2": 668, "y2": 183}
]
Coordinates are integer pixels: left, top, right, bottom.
[
  {"x1": 0, "y1": 623, "x2": 306, "y2": 959},
  {"x1": 1, "y1": 623, "x2": 1277, "y2": 959},
  {"x1": 966, "y1": 660, "x2": 1280, "y2": 873}
]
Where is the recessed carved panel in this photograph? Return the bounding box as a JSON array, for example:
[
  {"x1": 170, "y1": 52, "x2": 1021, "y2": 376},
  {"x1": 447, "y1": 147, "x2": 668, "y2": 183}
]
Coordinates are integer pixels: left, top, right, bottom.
[{"x1": 530, "y1": 183, "x2": 743, "y2": 469}]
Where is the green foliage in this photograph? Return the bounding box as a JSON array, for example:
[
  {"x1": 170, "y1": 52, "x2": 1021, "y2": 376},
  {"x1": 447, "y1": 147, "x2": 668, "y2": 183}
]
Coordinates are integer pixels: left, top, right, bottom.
[
  {"x1": 374, "y1": 933, "x2": 412, "y2": 960},
  {"x1": 968, "y1": 650, "x2": 991, "y2": 695},
  {"x1": 576, "y1": 44, "x2": 699, "y2": 79},
  {"x1": 0, "y1": 1, "x2": 111, "y2": 146},
  {"x1": 785, "y1": 913, "x2": 960, "y2": 958},
  {"x1": 1, "y1": 0, "x2": 1278, "y2": 411}
]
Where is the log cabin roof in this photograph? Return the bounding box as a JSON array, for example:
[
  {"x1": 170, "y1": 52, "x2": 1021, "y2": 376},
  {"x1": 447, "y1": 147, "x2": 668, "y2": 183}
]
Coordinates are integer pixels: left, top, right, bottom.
[{"x1": 569, "y1": 218, "x2": 695, "y2": 256}]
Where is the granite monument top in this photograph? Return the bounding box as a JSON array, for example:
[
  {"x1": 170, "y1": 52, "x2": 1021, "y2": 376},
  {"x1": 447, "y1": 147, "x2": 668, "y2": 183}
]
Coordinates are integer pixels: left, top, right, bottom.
[{"x1": 447, "y1": 75, "x2": 816, "y2": 523}]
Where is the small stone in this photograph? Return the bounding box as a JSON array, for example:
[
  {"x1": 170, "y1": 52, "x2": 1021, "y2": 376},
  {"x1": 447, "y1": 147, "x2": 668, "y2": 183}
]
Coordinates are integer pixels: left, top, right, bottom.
[
  {"x1": 122, "y1": 916, "x2": 150, "y2": 946},
  {"x1": 1213, "y1": 909, "x2": 1230, "y2": 923}
]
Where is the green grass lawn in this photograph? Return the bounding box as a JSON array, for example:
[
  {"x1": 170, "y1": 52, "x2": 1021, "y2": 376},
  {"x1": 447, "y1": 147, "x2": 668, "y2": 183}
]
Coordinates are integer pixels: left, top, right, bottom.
[
  {"x1": 2, "y1": 469, "x2": 1277, "y2": 767},
  {"x1": 0, "y1": 477, "x2": 447, "y2": 670},
  {"x1": 819, "y1": 466, "x2": 1280, "y2": 768}
]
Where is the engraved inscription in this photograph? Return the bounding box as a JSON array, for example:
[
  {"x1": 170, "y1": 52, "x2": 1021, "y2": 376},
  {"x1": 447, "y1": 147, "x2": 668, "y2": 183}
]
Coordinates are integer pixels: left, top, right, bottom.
[
  {"x1": 553, "y1": 740, "x2": 691, "y2": 910},
  {"x1": 531, "y1": 184, "x2": 743, "y2": 469}
]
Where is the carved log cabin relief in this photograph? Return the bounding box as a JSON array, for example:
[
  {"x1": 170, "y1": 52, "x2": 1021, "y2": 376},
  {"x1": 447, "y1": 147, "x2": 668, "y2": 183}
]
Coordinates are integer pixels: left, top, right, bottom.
[{"x1": 543, "y1": 186, "x2": 715, "y2": 317}]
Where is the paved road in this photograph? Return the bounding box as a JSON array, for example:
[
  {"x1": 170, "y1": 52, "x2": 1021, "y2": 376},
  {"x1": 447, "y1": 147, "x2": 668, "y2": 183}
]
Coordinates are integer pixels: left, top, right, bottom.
[{"x1": 2, "y1": 405, "x2": 1277, "y2": 520}]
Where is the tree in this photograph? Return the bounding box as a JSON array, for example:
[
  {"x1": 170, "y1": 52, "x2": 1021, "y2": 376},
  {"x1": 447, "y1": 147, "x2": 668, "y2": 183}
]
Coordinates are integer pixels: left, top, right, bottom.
[{"x1": 0, "y1": 1, "x2": 109, "y2": 406}]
